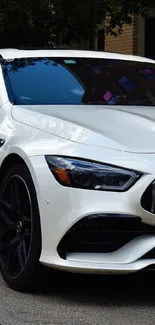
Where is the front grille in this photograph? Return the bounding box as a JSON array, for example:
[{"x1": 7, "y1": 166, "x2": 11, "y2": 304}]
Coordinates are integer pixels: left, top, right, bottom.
[
  {"x1": 141, "y1": 248, "x2": 155, "y2": 259},
  {"x1": 57, "y1": 214, "x2": 155, "y2": 259},
  {"x1": 141, "y1": 183, "x2": 153, "y2": 213}
]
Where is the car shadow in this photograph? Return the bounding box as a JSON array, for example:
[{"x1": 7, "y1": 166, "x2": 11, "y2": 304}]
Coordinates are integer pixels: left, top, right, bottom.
[{"x1": 34, "y1": 268, "x2": 155, "y2": 306}]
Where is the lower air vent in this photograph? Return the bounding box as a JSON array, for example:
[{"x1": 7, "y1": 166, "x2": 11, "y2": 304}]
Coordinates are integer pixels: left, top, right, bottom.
[
  {"x1": 57, "y1": 214, "x2": 155, "y2": 259},
  {"x1": 141, "y1": 181, "x2": 155, "y2": 214},
  {"x1": 142, "y1": 248, "x2": 155, "y2": 259}
]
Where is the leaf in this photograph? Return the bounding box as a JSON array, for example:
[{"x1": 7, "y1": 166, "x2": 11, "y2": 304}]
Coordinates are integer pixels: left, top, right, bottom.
[{"x1": 0, "y1": 0, "x2": 154, "y2": 47}]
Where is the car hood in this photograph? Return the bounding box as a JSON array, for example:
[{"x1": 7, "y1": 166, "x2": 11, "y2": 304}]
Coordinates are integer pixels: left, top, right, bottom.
[{"x1": 12, "y1": 105, "x2": 155, "y2": 153}]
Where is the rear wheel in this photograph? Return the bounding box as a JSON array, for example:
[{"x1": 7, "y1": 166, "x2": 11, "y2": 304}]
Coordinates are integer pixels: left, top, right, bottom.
[{"x1": 0, "y1": 164, "x2": 41, "y2": 291}]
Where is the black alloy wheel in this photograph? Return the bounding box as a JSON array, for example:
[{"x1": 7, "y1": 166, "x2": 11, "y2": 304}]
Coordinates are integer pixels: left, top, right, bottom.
[{"x1": 0, "y1": 164, "x2": 41, "y2": 292}]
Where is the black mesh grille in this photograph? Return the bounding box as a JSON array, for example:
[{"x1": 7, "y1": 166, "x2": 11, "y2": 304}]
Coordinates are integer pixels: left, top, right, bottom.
[
  {"x1": 57, "y1": 214, "x2": 155, "y2": 259},
  {"x1": 141, "y1": 248, "x2": 155, "y2": 259},
  {"x1": 141, "y1": 183, "x2": 153, "y2": 213}
]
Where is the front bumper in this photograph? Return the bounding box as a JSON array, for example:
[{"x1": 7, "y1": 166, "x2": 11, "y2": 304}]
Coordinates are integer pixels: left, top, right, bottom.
[{"x1": 25, "y1": 154, "x2": 155, "y2": 274}]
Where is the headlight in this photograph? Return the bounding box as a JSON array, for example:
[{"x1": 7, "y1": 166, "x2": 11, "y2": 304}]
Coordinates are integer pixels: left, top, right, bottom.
[{"x1": 45, "y1": 156, "x2": 141, "y2": 192}]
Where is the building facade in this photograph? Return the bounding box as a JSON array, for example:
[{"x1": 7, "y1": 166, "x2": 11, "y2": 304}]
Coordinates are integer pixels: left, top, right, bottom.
[
  {"x1": 98, "y1": 9, "x2": 155, "y2": 58},
  {"x1": 71, "y1": 9, "x2": 155, "y2": 58}
]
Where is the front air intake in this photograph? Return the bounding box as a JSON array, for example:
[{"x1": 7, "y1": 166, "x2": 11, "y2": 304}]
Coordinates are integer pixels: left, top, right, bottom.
[
  {"x1": 141, "y1": 181, "x2": 155, "y2": 214},
  {"x1": 57, "y1": 214, "x2": 155, "y2": 259}
]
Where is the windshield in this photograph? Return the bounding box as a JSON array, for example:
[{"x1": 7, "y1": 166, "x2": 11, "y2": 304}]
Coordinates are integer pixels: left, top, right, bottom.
[{"x1": 3, "y1": 57, "x2": 155, "y2": 106}]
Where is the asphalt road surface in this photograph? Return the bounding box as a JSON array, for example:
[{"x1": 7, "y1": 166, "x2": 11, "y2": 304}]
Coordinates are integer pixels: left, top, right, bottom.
[{"x1": 0, "y1": 269, "x2": 155, "y2": 325}]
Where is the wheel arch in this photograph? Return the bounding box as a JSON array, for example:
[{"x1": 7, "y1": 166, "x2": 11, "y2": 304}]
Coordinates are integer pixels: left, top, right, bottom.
[{"x1": 0, "y1": 153, "x2": 30, "y2": 184}]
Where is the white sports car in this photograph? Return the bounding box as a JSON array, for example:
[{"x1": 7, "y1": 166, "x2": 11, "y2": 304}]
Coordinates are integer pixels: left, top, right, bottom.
[{"x1": 0, "y1": 48, "x2": 155, "y2": 291}]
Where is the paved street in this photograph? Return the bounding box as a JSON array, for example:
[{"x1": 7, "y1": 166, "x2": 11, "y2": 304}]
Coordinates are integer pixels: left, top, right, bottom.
[{"x1": 0, "y1": 269, "x2": 155, "y2": 325}]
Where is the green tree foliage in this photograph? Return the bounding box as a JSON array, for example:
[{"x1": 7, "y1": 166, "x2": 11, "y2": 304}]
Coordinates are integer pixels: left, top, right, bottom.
[{"x1": 0, "y1": 0, "x2": 154, "y2": 47}]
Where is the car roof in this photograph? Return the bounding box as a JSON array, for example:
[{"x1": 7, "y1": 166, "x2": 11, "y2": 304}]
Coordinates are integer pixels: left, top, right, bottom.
[{"x1": 0, "y1": 48, "x2": 154, "y2": 64}]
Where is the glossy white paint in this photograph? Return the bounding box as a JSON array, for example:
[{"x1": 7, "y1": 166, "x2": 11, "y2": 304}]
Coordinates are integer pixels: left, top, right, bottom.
[
  {"x1": 12, "y1": 104, "x2": 155, "y2": 153},
  {"x1": 0, "y1": 48, "x2": 154, "y2": 62},
  {"x1": 0, "y1": 49, "x2": 155, "y2": 274}
]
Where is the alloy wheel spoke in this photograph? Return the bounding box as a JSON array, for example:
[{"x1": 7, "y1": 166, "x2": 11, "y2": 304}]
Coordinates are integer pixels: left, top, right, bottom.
[
  {"x1": 0, "y1": 226, "x2": 15, "y2": 241},
  {"x1": 22, "y1": 239, "x2": 27, "y2": 263},
  {"x1": 10, "y1": 177, "x2": 20, "y2": 213},
  {"x1": 17, "y1": 240, "x2": 27, "y2": 269},
  {"x1": 1, "y1": 199, "x2": 19, "y2": 219},
  {"x1": 1, "y1": 209, "x2": 16, "y2": 229},
  {"x1": 24, "y1": 230, "x2": 31, "y2": 237},
  {"x1": 23, "y1": 215, "x2": 31, "y2": 226},
  {"x1": 8, "y1": 179, "x2": 15, "y2": 208},
  {"x1": 19, "y1": 187, "x2": 27, "y2": 214},
  {"x1": 0, "y1": 234, "x2": 20, "y2": 253},
  {"x1": 11, "y1": 177, "x2": 21, "y2": 212},
  {"x1": 6, "y1": 243, "x2": 18, "y2": 273}
]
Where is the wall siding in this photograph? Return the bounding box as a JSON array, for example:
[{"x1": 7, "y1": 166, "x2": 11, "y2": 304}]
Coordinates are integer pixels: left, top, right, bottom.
[{"x1": 104, "y1": 17, "x2": 137, "y2": 55}]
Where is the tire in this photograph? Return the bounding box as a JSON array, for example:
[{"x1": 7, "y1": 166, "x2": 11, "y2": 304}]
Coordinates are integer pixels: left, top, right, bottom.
[{"x1": 0, "y1": 164, "x2": 42, "y2": 292}]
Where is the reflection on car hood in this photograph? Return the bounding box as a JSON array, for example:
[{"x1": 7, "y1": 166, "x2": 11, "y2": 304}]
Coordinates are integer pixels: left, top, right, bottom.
[{"x1": 12, "y1": 105, "x2": 155, "y2": 153}]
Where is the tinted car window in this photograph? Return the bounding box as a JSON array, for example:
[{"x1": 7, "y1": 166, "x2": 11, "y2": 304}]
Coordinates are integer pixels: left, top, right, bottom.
[{"x1": 3, "y1": 57, "x2": 155, "y2": 106}]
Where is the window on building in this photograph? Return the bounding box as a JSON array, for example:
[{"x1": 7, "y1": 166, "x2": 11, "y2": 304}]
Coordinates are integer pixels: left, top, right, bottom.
[
  {"x1": 145, "y1": 18, "x2": 155, "y2": 59},
  {"x1": 97, "y1": 29, "x2": 105, "y2": 51}
]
